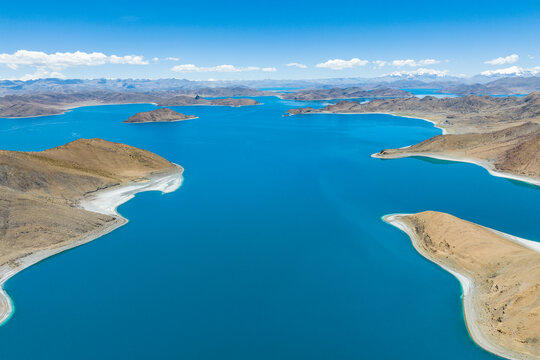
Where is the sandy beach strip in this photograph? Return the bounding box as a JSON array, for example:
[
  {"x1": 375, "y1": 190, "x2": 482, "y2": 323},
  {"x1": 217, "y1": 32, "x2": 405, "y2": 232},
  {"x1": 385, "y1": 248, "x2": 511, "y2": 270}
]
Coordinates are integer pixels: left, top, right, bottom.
[
  {"x1": 287, "y1": 111, "x2": 448, "y2": 134},
  {"x1": 371, "y1": 151, "x2": 540, "y2": 187},
  {"x1": 383, "y1": 214, "x2": 540, "y2": 360},
  {"x1": 0, "y1": 165, "x2": 183, "y2": 326}
]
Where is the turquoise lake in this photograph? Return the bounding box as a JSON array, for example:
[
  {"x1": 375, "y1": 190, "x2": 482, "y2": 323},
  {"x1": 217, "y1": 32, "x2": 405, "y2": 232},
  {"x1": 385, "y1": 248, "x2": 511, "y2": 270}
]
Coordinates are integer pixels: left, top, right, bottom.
[{"x1": 0, "y1": 96, "x2": 538, "y2": 359}]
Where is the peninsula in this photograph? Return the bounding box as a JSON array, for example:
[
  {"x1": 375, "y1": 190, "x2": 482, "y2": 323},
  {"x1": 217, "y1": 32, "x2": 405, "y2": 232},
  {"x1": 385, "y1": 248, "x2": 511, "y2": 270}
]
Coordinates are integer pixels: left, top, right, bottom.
[
  {"x1": 288, "y1": 93, "x2": 540, "y2": 184},
  {"x1": 287, "y1": 92, "x2": 540, "y2": 134},
  {"x1": 373, "y1": 122, "x2": 540, "y2": 184},
  {"x1": 384, "y1": 211, "x2": 540, "y2": 360},
  {"x1": 0, "y1": 138, "x2": 182, "y2": 325},
  {"x1": 124, "y1": 108, "x2": 197, "y2": 123}
]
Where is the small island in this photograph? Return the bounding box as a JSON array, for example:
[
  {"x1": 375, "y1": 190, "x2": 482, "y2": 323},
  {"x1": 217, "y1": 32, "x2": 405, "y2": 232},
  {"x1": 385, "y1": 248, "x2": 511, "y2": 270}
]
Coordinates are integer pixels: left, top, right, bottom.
[
  {"x1": 124, "y1": 108, "x2": 197, "y2": 123},
  {"x1": 384, "y1": 211, "x2": 540, "y2": 360}
]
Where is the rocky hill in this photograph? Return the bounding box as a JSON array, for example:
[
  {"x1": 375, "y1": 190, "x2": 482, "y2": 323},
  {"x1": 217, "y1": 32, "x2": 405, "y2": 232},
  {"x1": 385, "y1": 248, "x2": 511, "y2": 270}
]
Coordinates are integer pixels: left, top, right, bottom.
[
  {"x1": 288, "y1": 92, "x2": 540, "y2": 134},
  {"x1": 157, "y1": 95, "x2": 259, "y2": 107},
  {"x1": 124, "y1": 108, "x2": 197, "y2": 123},
  {"x1": 279, "y1": 87, "x2": 412, "y2": 101},
  {"x1": 0, "y1": 138, "x2": 179, "y2": 268},
  {"x1": 373, "y1": 122, "x2": 540, "y2": 183},
  {"x1": 386, "y1": 211, "x2": 540, "y2": 359}
]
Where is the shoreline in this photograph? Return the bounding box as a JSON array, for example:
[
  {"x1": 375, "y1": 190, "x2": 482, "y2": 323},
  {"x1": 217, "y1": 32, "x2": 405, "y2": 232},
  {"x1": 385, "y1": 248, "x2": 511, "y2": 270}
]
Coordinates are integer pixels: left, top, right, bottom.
[
  {"x1": 286, "y1": 111, "x2": 449, "y2": 134},
  {"x1": 382, "y1": 214, "x2": 540, "y2": 360},
  {"x1": 288, "y1": 110, "x2": 540, "y2": 186},
  {"x1": 0, "y1": 99, "x2": 262, "y2": 120},
  {"x1": 0, "y1": 165, "x2": 183, "y2": 326},
  {"x1": 0, "y1": 101, "x2": 161, "y2": 119},
  {"x1": 124, "y1": 116, "x2": 199, "y2": 124},
  {"x1": 371, "y1": 151, "x2": 540, "y2": 187}
]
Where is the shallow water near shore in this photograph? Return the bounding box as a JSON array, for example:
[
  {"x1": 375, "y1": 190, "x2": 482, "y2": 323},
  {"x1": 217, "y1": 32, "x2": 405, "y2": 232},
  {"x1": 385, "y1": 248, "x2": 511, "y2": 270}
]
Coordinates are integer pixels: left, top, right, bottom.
[{"x1": 0, "y1": 96, "x2": 538, "y2": 359}]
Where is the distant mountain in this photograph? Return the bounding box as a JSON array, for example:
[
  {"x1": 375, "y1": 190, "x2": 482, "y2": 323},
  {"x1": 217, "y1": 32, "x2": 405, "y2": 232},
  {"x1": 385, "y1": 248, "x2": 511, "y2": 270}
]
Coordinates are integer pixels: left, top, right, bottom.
[
  {"x1": 288, "y1": 92, "x2": 540, "y2": 134},
  {"x1": 279, "y1": 87, "x2": 412, "y2": 101},
  {"x1": 439, "y1": 77, "x2": 540, "y2": 95},
  {"x1": 0, "y1": 78, "x2": 272, "y2": 96},
  {"x1": 0, "y1": 90, "x2": 261, "y2": 117}
]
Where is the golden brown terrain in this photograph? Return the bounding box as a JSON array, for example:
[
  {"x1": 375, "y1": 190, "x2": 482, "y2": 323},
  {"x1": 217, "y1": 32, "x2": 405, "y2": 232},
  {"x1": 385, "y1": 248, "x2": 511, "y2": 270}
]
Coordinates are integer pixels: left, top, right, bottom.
[
  {"x1": 288, "y1": 92, "x2": 540, "y2": 134},
  {"x1": 373, "y1": 122, "x2": 540, "y2": 184},
  {"x1": 385, "y1": 211, "x2": 540, "y2": 360},
  {"x1": 0, "y1": 138, "x2": 181, "y2": 322},
  {"x1": 288, "y1": 93, "x2": 540, "y2": 184},
  {"x1": 124, "y1": 108, "x2": 197, "y2": 123}
]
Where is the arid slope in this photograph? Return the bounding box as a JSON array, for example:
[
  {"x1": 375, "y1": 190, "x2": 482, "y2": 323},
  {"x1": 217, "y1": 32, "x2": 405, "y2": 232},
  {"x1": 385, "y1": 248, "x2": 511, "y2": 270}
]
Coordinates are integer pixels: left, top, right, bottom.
[
  {"x1": 0, "y1": 138, "x2": 179, "y2": 274},
  {"x1": 124, "y1": 108, "x2": 197, "y2": 123},
  {"x1": 386, "y1": 211, "x2": 540, "y2": 360},
  {"x1": 279, "y1": 87, "x2": 411, "y2": 101},
  {"x1": 373, "y1": 122, "x2": 540, "y2": 183},
  {"x1": 288, "y1": 92, "x2": 540, "y2": 134}
]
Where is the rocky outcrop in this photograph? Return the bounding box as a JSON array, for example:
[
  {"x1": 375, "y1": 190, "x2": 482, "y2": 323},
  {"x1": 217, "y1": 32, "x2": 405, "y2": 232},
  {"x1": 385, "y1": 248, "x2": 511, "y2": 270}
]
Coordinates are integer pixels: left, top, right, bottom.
[{"x1": 124, "y1": 108, "x2": 197, "y2": 123}]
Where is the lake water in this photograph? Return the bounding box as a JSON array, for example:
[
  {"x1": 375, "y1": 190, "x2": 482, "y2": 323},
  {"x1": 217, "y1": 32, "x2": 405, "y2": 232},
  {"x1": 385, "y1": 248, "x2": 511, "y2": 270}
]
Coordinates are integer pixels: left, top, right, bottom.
[{"x1": 0, "y1": 96, "x2": 538, "y2": 359}]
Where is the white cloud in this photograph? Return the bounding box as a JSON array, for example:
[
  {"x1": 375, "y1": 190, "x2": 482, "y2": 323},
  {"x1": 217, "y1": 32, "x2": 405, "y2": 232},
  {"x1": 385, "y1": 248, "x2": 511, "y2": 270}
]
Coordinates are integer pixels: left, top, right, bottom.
[
  {"x1": 315, "y1": 58, "x2": 368, "y2": 70},
  {"x1": 418, "y1": 59, "x2": 440, "y2": 65},
  {"x1": 108, "y1": 54, "x2": 147, "y2": 65},
  {"x1": 286, "y1": 62, "x2": 307, "y2": 69},
  {"x1": 373, "y1": 60, "x2": 387, "y2": 67},
  {"x1": 165, "y1": 57, "x2": 180, "y2": 61},
  {"x1": 262, "y1": 67, "x2": 277, "y2": 72},
  {"x1": 484, "y1": 54, "x2": 519, "y2": 65},
  {"x1": 528, "y1": 55, "x2": 535, "y2": 60},
  {"x1": 480, "y1": 65, "x2": 539, "y2": 76},
  {"x1": 19, "y1": 68, "x2": 66, "y2": 81},
  {"x1": 152, "y1": 57, "x2": 159, "y2": 62},
  {"x1": 391, "y1": 59, "x2": 441, "y2": 67},
  {"x1": 386, "y1": 68, "x2": 449, "y2": 77},
  {"x1": 171, "y1": 64, "x2": 267, "y2": 73},
  {"x1": 0, "y1": 50, "x2": 148, "y2": 71}
]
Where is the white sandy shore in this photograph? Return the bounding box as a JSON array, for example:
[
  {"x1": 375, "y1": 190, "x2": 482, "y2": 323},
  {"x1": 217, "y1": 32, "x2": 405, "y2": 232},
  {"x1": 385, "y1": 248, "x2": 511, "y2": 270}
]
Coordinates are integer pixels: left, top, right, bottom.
[
  {"x1": 0, "y1": 165, "x2": 183, "y2": 326},
  {"x1": 288, "y1": 111, "x2": 448, "y2": 134},
  {"x1": 334, "y1": 112, "x2": 449, "y2": 134},
  {"x1": 383, "y1": 214, "x2": 540, "y2": 360},
  {"x1": 293, "y1": 110, "x2": 539, "y2": 186},
  {"x1": 371, "y1": 151, "x2": 540, "y2": 187}
]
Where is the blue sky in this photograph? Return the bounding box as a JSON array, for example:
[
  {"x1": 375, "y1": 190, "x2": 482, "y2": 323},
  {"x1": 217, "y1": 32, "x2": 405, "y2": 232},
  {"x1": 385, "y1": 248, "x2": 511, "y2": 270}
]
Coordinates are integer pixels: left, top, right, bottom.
[{"x1": 0, "y1": 0, "x2": 538, "y2": 80}]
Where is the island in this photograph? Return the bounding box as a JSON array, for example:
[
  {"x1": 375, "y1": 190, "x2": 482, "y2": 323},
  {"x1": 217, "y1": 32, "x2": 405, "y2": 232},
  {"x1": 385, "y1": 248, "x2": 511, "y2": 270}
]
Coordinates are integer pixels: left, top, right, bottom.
[
  {"x1": 384, "y1": 211, "x2": 540, "y2": 360},
  {"x1": 157, "y1": 95, "x2": 260, "y2": 107},
  {"x1": 279, "y1": 87, "x2": 412, "y2": 101},
  {"x1": 288, "y1": 93, "x2": 540, "y2": 184},
  {"x1": 0, "y1": 138, "x2": 182, "y2": 325},
  {"x1": 124, "y1": 108, "x2": 197, "y2": 123}
]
